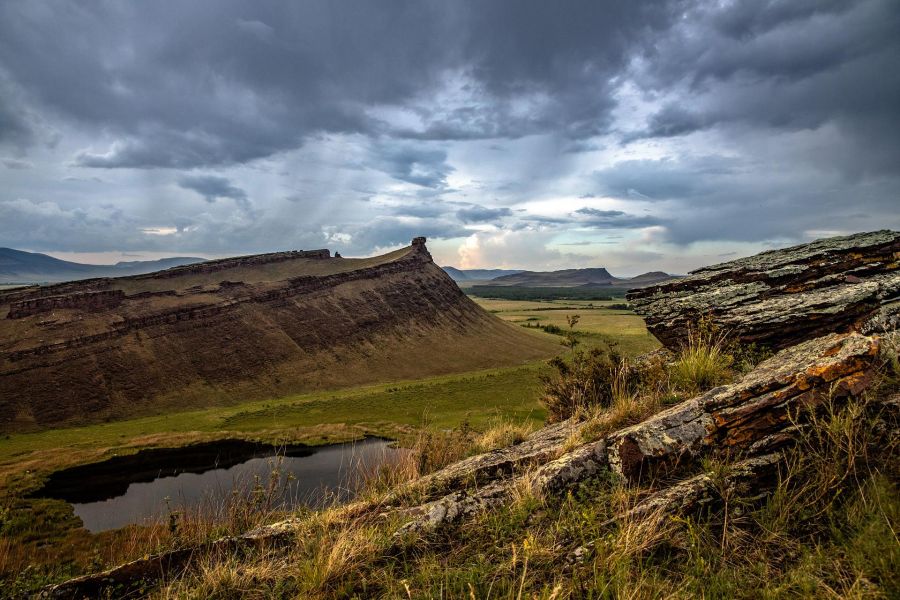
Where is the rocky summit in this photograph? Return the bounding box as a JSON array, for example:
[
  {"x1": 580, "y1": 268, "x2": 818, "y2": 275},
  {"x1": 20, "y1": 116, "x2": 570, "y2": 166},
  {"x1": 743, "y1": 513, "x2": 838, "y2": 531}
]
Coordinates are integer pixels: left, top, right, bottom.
[
  {"x1": 0, "y1": 239, "x2": 555, "y2": 432},
  {"x1": 626, "y1": 230, "x2": 900, "y2": 350}
]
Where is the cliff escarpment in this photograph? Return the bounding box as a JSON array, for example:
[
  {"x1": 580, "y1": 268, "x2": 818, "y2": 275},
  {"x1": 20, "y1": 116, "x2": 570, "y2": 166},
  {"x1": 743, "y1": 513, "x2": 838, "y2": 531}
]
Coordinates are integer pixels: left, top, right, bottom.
[{"x1": 0, "y1": 239, "x2": 556, "y2": 431}]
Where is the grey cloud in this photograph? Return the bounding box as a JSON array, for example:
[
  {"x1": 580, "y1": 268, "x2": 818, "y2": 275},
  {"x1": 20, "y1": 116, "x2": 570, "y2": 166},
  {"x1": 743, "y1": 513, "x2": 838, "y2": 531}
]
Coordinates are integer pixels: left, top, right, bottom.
[
  {"x1": 388, "y1": 202, "x2": 452, "y2": 219},
  {"x1": 574, "y1": 207, "x2": 665, "y2": 229},
  {"x1": 592, "y1": 158, "x2": 736, "y2": 201},
  {"x1": 235, "y1": 19, "x2": 275, "y2": 40},
  {"x1": 456, "y1": 205, "x2": 512, "y2": 223},
  {"x1": 374, "y1": 144, "x2": 453, "y2": 188},
  {"x1": 0, "y1": 1, "x2": 897, "y2": 264},
  {"x1": 178, "y1": 175, "x2": 251, "y2": 211},
  {"x1": 2, "y1": 157, "x2": 32, "y2": 169},
  {"x1": 345, "y1": 217, "x2": 470, "y2": 252}
]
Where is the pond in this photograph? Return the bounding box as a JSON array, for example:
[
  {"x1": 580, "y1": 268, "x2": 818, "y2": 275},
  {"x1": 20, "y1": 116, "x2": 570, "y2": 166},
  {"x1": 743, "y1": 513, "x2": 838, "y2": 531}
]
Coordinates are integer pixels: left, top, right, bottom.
[{"x1": 31, "y1": 437, "x2": 402, "y2": 533}]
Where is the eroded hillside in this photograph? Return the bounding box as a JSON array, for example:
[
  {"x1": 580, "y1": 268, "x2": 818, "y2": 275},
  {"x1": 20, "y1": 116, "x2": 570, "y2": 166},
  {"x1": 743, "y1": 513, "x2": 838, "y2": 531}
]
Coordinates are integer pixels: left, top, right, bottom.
[{"x1": 0, "y1": 238, "x2": 557, "y2": 431}]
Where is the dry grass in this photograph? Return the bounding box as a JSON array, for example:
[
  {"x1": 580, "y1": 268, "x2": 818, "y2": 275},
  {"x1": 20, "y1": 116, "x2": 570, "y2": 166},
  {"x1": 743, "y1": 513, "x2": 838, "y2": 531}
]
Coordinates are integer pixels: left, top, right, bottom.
[
  {"x1": 473, "y1": 418, "x2": 536, "y2": 453},
  {"x1": 669, "y1": 321, "x2": 734, "y2": 394},
  {"x1": 135, "y1": 368, "x2": 898, "y2": 600}
]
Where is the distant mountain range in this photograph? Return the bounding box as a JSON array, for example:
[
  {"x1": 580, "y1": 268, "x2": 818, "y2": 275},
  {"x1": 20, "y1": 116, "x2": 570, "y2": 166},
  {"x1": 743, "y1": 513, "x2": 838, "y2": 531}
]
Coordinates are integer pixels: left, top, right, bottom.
[
  {"x1": 441, "y1": 267, "x2": 525, "y2": 281},
  {"x1": 442, "y1": 265, "x2": 675, "y2": 289},
  {"x1": 0, "y1": 248, "x2": 206, "y2": 283}
]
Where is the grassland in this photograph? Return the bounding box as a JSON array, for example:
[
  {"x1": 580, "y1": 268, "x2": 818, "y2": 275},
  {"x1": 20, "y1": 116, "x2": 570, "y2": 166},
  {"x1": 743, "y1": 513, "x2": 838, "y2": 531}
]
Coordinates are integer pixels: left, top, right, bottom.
[
  {"x1": 0, "y1": 297, "x2": 660, "y2": 592},
  {"x1": 1, "y1": 299, "x2": 655, "y2": 486},
  {"x1": 0, "y1": 364, "x2": 552, "y2": 489},
  {"x1": 473, "y1": 297, "x2": 660, "y2": 356},
  {"x1": 0, "y1": 361, "x2": 558, "y2": 590}
]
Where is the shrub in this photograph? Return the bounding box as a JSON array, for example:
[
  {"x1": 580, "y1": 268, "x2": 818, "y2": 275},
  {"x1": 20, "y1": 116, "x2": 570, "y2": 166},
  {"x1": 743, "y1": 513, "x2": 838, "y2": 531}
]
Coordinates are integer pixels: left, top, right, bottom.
[{"x1": 539, "y1": 346, "x2": 635, "y2": 422}]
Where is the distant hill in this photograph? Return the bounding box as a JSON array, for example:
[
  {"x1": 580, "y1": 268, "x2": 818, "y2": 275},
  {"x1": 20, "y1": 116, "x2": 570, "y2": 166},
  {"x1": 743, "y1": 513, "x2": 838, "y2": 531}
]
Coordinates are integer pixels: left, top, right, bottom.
[
  {"x1": 0, "y1": 248, "x2": 206, "y2": 283},
  {"x1": 628, "y1": 271, "x2": 673, "y2": 284},
  {"x1": 488, "y1": 267, "x2": 617, "y2": 287},
  {"x1": 463, "y1": 267, "x2": 677, "y2": 299},
  {"x1": 441, "y1": 267, "x2": 525, "y2": 282}
]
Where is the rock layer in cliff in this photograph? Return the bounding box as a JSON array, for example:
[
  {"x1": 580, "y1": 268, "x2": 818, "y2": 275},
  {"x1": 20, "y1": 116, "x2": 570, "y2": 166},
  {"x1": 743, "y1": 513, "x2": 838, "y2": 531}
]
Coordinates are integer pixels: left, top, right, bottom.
[
  {"x1": 626, "y1": 230, "x2": 900, "y2": 350},
  {"x1": 0, "y1": 239, "x2": 557, "y2": 431}
]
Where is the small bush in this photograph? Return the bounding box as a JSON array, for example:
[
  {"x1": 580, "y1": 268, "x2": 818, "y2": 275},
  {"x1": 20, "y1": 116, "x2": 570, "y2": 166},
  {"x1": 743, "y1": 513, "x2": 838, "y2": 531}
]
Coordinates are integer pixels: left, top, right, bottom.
[{"x1": 539, "y1": 346, "x2": 635, "y2": 422}]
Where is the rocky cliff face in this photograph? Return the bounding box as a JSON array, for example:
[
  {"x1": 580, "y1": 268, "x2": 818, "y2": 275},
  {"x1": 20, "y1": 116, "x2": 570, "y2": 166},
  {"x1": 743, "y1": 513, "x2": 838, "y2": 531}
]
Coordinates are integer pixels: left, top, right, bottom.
[
  {"x1": 626, "y1": 230, "x2": 900, "y2": 350},
  {"x1": 0, "y1": 240, "x2": 555, "y2": 431}
]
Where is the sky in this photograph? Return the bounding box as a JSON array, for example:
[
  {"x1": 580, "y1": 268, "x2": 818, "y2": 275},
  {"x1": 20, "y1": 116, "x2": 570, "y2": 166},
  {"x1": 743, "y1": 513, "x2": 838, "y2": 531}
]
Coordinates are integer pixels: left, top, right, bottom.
[{"x1": 1, "y1": 1, "x2": 898, "y2": 276}]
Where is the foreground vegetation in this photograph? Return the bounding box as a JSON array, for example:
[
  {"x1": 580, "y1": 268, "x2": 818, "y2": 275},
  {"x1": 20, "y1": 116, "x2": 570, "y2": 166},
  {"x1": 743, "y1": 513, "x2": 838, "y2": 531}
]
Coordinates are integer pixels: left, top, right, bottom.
[
  {"x1": 101, "y1": 333, "x2": 900, "y2": 598},
  {"x1": 9, "y1": 320, "x2": 896, "y2": 597}
]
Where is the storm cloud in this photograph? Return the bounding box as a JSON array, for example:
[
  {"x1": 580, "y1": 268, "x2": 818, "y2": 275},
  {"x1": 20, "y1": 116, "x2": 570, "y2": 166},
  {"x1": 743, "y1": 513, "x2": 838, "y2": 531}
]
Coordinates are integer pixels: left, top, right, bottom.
[{"x1": 0, "y1": 0, "x2": 897, "y2": 273}]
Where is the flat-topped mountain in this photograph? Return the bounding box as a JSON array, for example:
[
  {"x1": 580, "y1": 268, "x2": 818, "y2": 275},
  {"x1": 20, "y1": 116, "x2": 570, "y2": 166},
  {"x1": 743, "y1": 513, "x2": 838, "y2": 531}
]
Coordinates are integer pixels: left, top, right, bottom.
[
  {"x1": 0, "y1": 238, "x2": 556, "y2": 432},
  {"x1": 0, "y1": 247, "x2": 206, "y2": 283},
  {"x1": 486, "y1": 268, "x2": 674, "y2": 289},
  {"x1": 441, "y1": 267, "x2": 524, "y2": 282}
]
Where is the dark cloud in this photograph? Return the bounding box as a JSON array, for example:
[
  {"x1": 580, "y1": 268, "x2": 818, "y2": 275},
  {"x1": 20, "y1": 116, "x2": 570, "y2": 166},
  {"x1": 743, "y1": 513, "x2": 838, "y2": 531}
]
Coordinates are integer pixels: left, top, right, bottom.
[
  {"x1": 0, "y1": 1, "x2": 686, "y2": 168},
  {"x1": 631, "y1": 0, "x2": 900, "y2": 177},
  {"x1": 0, "y1": 0, "x2": 897, "y2": 265},
  {"x1": 178, "y1": 175, "x2": 251, "y2": 211},
  {"x1": 456, "y1": 205, "x2": 512, "y2": 223},
  {"x1": 373, "y1": 144, "x2": 454, "y2": 188},
  {"x1": 574, "y1": 207, "x2": 665, "y2": 229}
]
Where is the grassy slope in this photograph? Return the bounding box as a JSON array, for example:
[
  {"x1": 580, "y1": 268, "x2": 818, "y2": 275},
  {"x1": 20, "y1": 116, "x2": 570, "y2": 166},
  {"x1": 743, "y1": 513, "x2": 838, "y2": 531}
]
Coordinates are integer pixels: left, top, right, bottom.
[
  {"x1": 0, "y1": 299, "x2": 656, "y2": 488},
  {"x1": 153, "y1": 341, "x2": 900, "y2": 600},
  {"x1": 0, "y1": 299, "x2": 660, "y2": 592}
]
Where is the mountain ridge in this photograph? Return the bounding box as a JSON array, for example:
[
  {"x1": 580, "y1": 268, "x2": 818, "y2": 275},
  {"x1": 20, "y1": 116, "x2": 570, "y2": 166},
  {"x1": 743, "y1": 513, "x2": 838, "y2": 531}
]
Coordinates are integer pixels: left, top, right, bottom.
[
  {"x1": 0, "y1": 238, "x2": 557, "y2": 431},
  {"x1": 486, "y1": 267, "x2": 673, "y2": 288},
  {"x1": 0, "y1": 247, "x2": 206, "y2": 283}
]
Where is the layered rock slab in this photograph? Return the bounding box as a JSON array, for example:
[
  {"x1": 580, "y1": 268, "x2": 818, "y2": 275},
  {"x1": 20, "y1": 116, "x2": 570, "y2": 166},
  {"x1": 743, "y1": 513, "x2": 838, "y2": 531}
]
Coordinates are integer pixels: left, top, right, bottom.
[
  {"x1": 394, "y1": 332, "x2": 880, "y2": 535},
  {"x1": 626, "y1": 230, "x2": 900, "y2": 350}
]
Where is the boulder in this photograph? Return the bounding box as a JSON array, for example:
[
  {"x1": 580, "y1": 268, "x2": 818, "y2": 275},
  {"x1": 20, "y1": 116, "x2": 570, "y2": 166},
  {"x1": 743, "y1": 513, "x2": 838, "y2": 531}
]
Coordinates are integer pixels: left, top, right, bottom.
[
  {"x1": 626, "y1": 230, "x2": 900, "y2": 350},
  {"x1": 606, "y1": 332, "x2": 879, "y2": 480}
]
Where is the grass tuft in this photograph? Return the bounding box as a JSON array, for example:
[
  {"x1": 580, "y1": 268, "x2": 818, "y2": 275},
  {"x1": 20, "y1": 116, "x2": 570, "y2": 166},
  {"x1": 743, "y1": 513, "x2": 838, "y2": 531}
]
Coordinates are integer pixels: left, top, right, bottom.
[{"x1": 669, "y1": 319, "x2": 734, "y2": 394}]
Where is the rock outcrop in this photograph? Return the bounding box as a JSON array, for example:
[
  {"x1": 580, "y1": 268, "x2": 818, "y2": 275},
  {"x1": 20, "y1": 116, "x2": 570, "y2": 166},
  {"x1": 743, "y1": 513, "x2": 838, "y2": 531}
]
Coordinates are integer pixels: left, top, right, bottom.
[
  {"x1": 626, "y1": 230, "x2": 900, "y2": 350},
  {"x1": 7, "y1": 290, "x2": 125, "y2": 319},
  {"x1": 0, "y1": 239, "x2": 556, "y2": 431},
  {"x1": 392, "y1": 332, "x2": 881, "y2": 535}
]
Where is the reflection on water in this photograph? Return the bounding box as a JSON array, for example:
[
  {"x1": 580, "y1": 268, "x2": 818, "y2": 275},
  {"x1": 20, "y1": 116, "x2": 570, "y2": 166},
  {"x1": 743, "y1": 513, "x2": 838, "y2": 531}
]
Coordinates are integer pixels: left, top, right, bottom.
[{"x1": 34, "y1": 437, "x2": 401, "y2": 533}]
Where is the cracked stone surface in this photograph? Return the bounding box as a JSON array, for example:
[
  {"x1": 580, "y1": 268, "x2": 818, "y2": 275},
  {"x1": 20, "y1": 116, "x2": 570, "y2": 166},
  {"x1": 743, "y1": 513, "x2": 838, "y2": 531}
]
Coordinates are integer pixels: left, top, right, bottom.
[{"x1": 627, "y1": 230, "x2": 900, "y2": 350}]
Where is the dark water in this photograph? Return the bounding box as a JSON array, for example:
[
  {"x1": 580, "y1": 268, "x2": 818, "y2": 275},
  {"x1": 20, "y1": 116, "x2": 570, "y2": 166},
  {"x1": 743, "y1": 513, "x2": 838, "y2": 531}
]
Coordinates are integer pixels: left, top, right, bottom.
[{"x1": 32, "y1": 437, "x2": 401, "y2": 533}]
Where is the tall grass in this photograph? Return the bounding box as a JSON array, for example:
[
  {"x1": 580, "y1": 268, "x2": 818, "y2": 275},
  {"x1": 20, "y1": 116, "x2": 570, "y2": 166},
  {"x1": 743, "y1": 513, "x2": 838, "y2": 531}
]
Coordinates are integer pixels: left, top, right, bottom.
[
  {"x1": 143, "y1": 359, "x2": 898, "y2": 599},
  {"x1": 669, "y1": 319, "x2": 734, "y2": 394}
]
